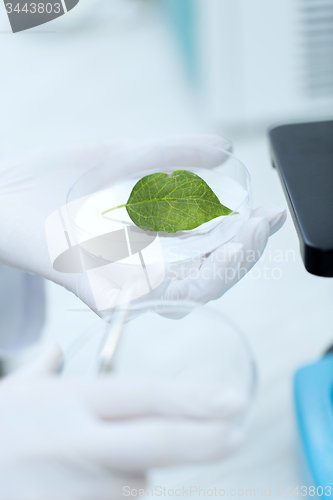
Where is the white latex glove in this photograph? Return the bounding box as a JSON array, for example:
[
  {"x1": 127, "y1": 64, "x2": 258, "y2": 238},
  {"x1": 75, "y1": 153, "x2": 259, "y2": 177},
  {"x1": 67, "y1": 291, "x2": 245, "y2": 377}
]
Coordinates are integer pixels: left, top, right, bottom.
[
  {"x1": 0, "y1": 345, "x2": 246, "y2": 500},
  {"x1": 0, "y1": 135, "x2": 286, "y2": 316},
  {"x1": 160, "y1": 205, "x2": 286, "y2": 304}
]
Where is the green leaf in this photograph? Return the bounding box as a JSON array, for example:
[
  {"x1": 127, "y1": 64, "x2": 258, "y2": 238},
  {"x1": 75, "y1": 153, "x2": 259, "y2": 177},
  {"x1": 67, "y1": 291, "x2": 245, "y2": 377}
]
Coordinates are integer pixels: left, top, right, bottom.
[{"x1": 102, "y1": 170, "x2": 233, "y2": 233}]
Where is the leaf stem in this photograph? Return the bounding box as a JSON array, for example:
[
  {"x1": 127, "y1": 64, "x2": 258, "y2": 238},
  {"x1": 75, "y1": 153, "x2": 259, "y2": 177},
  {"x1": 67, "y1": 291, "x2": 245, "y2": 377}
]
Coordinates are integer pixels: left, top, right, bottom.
[{"x1": 102, "y1": 204, "x2": 127, "y2": 215}]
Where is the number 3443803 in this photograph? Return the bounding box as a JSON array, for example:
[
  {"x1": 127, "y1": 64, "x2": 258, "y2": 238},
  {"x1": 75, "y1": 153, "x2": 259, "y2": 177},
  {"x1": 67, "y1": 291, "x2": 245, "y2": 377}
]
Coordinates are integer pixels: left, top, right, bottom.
[
  {"x1": 277, "y1": 486, "x2": 332, "y2": 497},
  {"x1": 5, "y1": 3, "x2": 61, "y2": 14}
]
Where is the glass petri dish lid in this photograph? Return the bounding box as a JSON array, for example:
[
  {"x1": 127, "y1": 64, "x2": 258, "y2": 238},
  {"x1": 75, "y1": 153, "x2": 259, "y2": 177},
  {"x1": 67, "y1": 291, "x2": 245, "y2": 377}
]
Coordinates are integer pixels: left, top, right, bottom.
[
  {"x1": 111, "y1": 300, "x2": 257, "y2": 402},
  {"x1": 63, "y1": 299, "x2": 257, "y2": 427}
]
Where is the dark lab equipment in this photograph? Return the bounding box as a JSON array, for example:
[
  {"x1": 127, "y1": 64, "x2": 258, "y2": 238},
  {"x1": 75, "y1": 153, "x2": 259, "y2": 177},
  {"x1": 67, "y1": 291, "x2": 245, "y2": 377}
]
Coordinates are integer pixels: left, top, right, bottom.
[{"x1": 269, "y1": 120, "x2": 333, "y2": 277}]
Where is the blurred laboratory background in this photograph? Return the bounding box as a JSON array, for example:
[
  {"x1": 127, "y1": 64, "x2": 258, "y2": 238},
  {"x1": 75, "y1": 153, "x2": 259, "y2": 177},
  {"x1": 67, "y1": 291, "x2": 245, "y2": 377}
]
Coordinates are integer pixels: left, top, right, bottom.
[{"x1": 0, "y1": 0, "x2": 333, "y2": 494}]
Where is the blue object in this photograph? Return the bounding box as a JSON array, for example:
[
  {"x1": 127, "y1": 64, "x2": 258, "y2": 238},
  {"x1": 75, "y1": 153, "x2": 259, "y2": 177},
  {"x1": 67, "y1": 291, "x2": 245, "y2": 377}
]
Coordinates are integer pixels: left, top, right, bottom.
[
  {"x1": 294, "y1": 354, "x2": 333, "y2": 487},
  {"x1": 161, "y1": 0, "x2": 198, "y2": 81}
]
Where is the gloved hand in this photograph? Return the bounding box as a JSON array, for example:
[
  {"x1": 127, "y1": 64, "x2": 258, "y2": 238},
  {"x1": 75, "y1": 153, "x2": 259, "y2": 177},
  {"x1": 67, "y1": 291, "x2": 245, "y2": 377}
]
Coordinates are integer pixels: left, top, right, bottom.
[
  {"x1": 0, "y1": 345, "x2": 246, "y2": 500},
  {"x1": 0, "y1": 135, "x2": 286, "y2": 315},
  {"x1": 159, "y1": 204, "x2": 286, "y2": 304}
]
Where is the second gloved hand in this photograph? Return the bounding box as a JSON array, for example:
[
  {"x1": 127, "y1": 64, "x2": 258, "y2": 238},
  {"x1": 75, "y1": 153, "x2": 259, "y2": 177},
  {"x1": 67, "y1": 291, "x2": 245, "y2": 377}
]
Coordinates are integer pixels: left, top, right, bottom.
[{"x1": 0, "y1": 345, "x2": 247, "y2": 500}]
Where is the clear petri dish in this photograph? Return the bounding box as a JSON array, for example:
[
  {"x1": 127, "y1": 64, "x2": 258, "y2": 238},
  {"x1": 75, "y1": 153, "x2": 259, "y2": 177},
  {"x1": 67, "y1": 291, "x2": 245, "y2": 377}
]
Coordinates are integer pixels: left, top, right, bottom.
[
  {"x1": 110, "y1": 301, "x2": 256, "y2": 410},
  {"x1": 64, "y1": 300, "x2": 257, "y2": 426},
  {"x1": 66, "y1": 143, "x2": 252, "y2": 267},
  {"x1": 63, "y1": 144, "x2": 252, "y2": 310}
]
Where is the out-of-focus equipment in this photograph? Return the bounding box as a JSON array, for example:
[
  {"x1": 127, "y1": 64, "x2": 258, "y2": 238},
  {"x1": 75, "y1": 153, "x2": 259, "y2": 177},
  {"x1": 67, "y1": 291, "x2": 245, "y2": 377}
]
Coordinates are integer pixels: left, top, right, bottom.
[
  {"x1": 269, "y1": 120, "x2": 333, "y2": 277},
  {"x1": 269, "y1": 120, "x2": 333, "y2": 487},
  {"x1": 164, "y1": 0, "x2": 333, "y2": 128},
  {"x1": 294, "y1": 353, "x2": 333, "y2": 489}
]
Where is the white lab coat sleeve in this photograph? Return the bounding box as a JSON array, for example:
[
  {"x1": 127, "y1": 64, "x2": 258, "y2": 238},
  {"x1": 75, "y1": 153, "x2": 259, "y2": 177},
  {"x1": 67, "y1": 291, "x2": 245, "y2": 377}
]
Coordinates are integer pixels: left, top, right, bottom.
[{"x1": 0, "y1": 265, "x2": 45, "y2": 356}]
